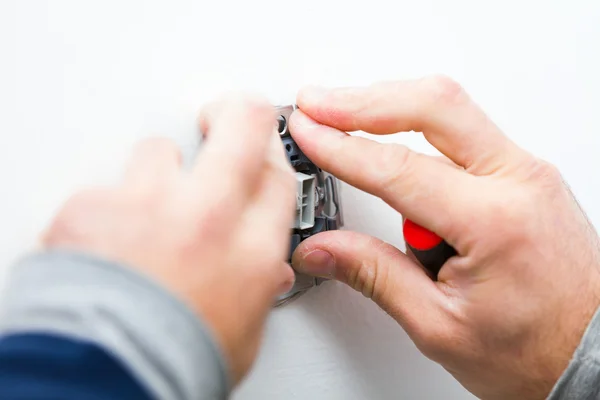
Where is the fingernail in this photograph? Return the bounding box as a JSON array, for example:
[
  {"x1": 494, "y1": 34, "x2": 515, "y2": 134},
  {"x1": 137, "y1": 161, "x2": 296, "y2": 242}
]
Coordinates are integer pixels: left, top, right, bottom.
[{"x1": 297, "y1": 250, "x2": 335, "y2": 278}]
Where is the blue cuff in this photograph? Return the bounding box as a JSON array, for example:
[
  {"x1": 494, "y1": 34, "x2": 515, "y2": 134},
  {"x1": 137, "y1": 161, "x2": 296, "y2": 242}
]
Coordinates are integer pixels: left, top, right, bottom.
[{"x1": 0, "y1": 250, "x2": 230, "y2": 400}]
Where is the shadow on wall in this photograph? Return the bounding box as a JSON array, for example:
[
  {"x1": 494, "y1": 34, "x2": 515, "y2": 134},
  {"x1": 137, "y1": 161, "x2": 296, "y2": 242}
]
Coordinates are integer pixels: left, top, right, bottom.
[
  {"x1": 233, "y1": 279, "x2": 472, "y2": 399},
  {"x1": 296, "y1": 282, "x2": 422, "y2": 398},
  {"x1": 299, "y1": 282, "x2": 464, "y2": 399}
]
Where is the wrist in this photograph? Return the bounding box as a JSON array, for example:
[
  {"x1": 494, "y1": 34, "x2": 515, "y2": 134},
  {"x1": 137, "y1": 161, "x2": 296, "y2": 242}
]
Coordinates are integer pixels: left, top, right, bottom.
[
  {"x1": 546, "y1": 298, "x2": 600, "y2": 399},
  {"x1": 538, "y1": 279, "x2": 600, "y2": 398}
]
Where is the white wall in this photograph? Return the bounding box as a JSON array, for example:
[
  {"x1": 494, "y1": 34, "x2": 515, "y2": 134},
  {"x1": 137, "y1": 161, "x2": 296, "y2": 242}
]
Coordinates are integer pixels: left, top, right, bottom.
[{"x1": 1, "y1": 1, "x2": 599, "y2": 398}]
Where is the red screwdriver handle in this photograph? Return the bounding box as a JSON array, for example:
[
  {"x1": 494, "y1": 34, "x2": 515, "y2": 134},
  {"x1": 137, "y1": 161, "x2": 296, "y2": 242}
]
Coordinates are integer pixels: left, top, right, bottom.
[{"x1": 403, "y1": 219, "x2": 456, "y2": 280}]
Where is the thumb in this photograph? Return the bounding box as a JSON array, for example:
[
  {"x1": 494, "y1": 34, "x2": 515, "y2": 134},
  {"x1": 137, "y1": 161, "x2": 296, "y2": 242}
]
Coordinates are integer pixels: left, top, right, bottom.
[{"x1": 291, "y1": 230, "x2": 449, "y2": 338}]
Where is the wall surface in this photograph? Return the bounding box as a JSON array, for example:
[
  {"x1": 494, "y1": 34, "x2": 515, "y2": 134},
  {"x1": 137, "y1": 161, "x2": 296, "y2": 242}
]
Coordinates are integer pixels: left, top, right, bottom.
[{"x1": 1, "y1": 1, "x2": 600, "y2": 399}]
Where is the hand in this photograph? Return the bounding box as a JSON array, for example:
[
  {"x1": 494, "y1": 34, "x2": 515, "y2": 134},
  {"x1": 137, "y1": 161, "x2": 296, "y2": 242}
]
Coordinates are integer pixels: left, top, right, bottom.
[
  {"x1": 41, "y1": 96, "x2": 297, "y2": 384},
  {"x1": 289, "y1": 76, "x2": 600, "y2": 400}
]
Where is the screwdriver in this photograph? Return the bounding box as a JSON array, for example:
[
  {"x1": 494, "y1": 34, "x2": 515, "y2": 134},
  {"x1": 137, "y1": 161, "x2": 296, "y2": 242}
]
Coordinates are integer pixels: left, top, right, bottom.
[{"x1": 402, "y1": 219, "x2": 457, "y2": 280}]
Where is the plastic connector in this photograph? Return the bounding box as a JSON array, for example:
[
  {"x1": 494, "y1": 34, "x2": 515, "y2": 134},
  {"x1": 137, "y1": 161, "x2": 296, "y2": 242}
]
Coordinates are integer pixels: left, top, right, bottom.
[{"x1": 294, "y1": 172, "x2": 315, "y2": 230}]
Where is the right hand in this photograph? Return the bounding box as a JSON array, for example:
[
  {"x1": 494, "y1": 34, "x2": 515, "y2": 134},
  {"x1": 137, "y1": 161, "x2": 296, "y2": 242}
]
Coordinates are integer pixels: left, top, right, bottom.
[{"x1": 289, "y1": 76, "x2": 600, "y2": 400}]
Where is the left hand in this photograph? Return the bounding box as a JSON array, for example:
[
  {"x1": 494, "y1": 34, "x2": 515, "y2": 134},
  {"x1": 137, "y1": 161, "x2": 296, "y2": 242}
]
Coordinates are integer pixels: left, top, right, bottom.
[{"x1": 41, "y1": 95, "x2": 297, "y2": 384}]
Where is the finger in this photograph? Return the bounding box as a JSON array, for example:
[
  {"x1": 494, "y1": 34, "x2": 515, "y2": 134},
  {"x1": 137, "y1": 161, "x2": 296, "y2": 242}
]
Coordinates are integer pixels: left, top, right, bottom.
[
  {"x1": 290, "y1": 111, "x2": 473, "y2": 237},
  {"x1": 193, "y1": 95, "x2": 277, "y2": 215},
  {"x1": 275, "y1": 262, "x2": 296, "y2": 296},
  {"x1": 296, "y1": 76, "x2": 530, "y2": 175},
  {"x1": 236, "y1": 133, "x2": 297, "y2": 294},
  {"x1": 406, "y1": 156, "x2": 459, "y2": 262},
  {"x1": 124, "y1": 137, "x2": 182, "y2": 187},
  {"x1": 291, "y1": 230, "x2": 450, "y2": 339},
  {"x1": 252, "y1": 132, "x2": 297, "y2": 257}
]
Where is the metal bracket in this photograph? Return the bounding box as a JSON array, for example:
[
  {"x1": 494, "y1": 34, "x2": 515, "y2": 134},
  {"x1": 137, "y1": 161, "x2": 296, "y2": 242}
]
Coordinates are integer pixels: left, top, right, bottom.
[{"x1": 274, "y1": 105, "x2": 344, "y2": 307}]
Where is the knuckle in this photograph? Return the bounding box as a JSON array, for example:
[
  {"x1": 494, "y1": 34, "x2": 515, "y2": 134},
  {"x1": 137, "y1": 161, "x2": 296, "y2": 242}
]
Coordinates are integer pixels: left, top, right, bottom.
[
  {"x1": 229, "y1": 93, "x2": 273, "y2": 117},
  {"x1": 44, "y1": 189, "x2": 107, "y2": 245},
  {"x1": 345, "y1": 238, "x2": 392, "y2": 301},
  {"x1": 185, "y1": 207, "x2": 226, "y2": 243},
  {"x1": 369, "y1": 244, "x2": 394, "y2": 302},
  {"x1": 475, "y1": 159, "x2": 565, "y2": 245},
  {"x1": 202, "y1": 93, "x2": 274, "y2": 129},
  {"x1": 225, "y1": 94, "x2": 277, "y2": 136},
  {"x1": 528, "y1": 158, "x2": 564, "y2": 188},
  {"x1": 346, "y1": 259, "x2": 376, "y2": 298},
  {"x1": 420, "y1": 74, "x2": 466, "y2": 108},
  {"x1": 476, "y1": 187, "x2": 534, "y2": 246}
]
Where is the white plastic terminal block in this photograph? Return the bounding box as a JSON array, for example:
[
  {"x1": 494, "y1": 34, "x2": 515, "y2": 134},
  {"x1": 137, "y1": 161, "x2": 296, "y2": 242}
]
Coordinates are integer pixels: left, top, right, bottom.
[{"x1": 294, "y1": 172, "x2": 315, "y2": 229}]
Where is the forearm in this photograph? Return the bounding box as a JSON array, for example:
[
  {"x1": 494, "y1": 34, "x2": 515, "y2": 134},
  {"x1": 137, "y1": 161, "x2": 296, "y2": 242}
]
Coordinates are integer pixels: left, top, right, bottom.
[
  {"x1": 548, "y1": 305, "x2": 600, "y2": 399},
  {"x1": 0, "y1": 250, "x2": 230, "y2": 400}
]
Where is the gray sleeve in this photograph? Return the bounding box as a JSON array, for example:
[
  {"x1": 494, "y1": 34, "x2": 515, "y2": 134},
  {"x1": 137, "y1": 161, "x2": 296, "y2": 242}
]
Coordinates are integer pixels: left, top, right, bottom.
[
  {"x1": 0, "y1": 250, "x2": 231, "y2": 400},
  {"x1": 547, "y1": 305, "x2": 600, "y2": 399}
]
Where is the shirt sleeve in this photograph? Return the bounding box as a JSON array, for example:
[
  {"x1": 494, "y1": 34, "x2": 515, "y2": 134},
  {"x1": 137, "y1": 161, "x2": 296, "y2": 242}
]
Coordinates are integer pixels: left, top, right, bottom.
[
  {"x1": 547, "y1": 304, "x2": 600, "y2": 399},
  {"x1": 0, "y1": 250, "x2": 231, "y2": 400}
]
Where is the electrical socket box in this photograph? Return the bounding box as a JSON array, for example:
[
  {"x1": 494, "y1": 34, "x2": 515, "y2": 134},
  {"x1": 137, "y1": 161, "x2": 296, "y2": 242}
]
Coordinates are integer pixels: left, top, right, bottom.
[
  {"x1": 195, "y1": 103, "x2": 343, "y2": 306},
  {"x1": 275, "y1": 104, "x2": 344, "y2": 306}
]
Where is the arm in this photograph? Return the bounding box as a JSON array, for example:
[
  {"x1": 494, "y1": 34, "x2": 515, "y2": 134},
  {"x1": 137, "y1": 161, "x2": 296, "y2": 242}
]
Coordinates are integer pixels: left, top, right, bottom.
[
  {"x1": 0, "y1": 251, "x2": 228, "y2": 400},
  {"x1": 288, "y1": 78, "x2": 600, "y2": 399},
  {"x1": 0, "y1": 96, "x2": 296, "y2": 399}
]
